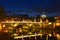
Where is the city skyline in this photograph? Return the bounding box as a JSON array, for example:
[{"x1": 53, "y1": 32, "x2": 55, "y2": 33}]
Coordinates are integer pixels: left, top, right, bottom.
[{"x1": 0, "y1": 0, "x2": 60, "y2": 17}]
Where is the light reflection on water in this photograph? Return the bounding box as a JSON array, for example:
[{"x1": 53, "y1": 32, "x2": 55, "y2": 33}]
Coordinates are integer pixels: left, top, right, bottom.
[
  {"x1": 0, "y1": 29, "x2": 60, "y2": 40},
  {"x1": 1, "y1": 23, "x2": 60, "y2": 40},
  {"x1": 13, "y1": 29, "x2": 60, "y2": 40}
]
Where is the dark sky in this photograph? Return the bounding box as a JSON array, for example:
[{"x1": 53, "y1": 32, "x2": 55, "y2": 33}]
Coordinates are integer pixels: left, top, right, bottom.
[{"x1": 0, "y1": 0, "x2": 60, "y2": 17}]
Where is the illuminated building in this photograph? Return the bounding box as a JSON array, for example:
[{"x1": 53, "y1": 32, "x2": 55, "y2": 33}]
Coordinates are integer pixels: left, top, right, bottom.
[
  {"x1": 41, "y1": 11, "x2": 46, "y2": 18},
  {"x1": 40, "y1": 11, "x2": 48, "y2": 28},
  {"x1": 53, "y1": 15, "x2": 60, "y2": 28}
]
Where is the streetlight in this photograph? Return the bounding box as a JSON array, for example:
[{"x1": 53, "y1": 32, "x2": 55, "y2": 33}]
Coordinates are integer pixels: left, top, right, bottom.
[{"x1": 48, "y1": 22, "x2": 52, "y2": 25}]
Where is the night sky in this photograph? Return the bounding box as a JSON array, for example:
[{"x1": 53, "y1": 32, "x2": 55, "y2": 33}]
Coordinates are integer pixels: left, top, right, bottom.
[{"x1": 0, "y1": 0, "x2": 60, "y2": 17}]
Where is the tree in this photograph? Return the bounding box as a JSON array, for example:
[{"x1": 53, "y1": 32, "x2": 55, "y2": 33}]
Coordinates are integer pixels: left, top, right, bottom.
[{"x1": 0, "y1": 6, "x2": 6, "y2": 20}]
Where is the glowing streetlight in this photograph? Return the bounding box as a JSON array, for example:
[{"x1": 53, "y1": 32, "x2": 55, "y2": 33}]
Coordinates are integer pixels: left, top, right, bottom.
[
  {"x1": 49, "y1": 34, "x2": 52, "y2": 37},
  {"x1": 48, "y1": 22, "x2": 52, "y2": 25}
]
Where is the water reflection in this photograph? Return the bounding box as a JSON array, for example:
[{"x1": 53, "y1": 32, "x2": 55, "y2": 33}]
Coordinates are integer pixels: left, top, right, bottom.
[
  {"x1": 1, "y1": 29, "x2": 60, "y2": 40},
  {"x1": 13, "y1": 29, "x2": 60, "y2": 40},
  {"x1": 0, "y1": 23, "x2": 60, "y2": 40}
]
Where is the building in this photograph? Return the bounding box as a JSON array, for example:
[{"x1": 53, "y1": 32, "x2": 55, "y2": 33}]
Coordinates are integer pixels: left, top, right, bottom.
[{"x1": 53, "y1": 15, "x2": 60, "y2": 28}]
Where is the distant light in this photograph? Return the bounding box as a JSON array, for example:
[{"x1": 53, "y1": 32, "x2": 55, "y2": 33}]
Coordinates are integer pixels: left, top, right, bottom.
[
  {"x1": 56, "y1": 23, "x2": 60, "y2": 26},
  {"x1": 19, "y1": 28, "x2": 22, "y2": 32},
  {"x1": 27, "y1": 23, "x2": 32, "y2": 26},
  {"x1": 41, "y1": 11, "x2": 46, "y2": 18},
  {"x1": 48, "y1": 22, "x2": 52, "y2": 25},
  {"x1": 14, "y1": 33, "x2": 18, "y2": 36},
  {"x1": 11, "y1": 20, "x2": 14, "y2": 22},
  {"x1": 14, "y1": 24, "x2": 18, "y2": 27},
  {"x1": 57, "y1": 34, "x2": 60, "y2": 38},
  {"x1": 23, "y1": 20, "x2": 25, "y2": 22},
  {"x1": 6, "y1": 20, "x2": 9, "y2": 22},
  {"x1": 0, "y1": 23, "x2": 2, "y2": 31},
  {"x1": 49, "y1": 34, "x2": 52, "y2": 37},
  {"x1": 4, "y1": 30, "x2": 8, "y2": 32},
  {"x1": 41, "y1": 15, "x2": 46, "y2": 18},
  {"x1": 28, "y1": 32, "x2": 32, "y2": 35},
  {"x1": 3, "y1": 24, "x2": 5, "y2": 27},
  {"x1": 23, "y1": 26, "x2": 28, "y2": 29},
  {"x1": 39, "y1": 34, "x2": 42, "y2": 36}
]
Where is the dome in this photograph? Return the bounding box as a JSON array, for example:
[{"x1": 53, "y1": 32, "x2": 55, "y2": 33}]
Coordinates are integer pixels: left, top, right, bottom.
[{"x1": 41, "y1": 12, "x2": 46, "y2": 18}]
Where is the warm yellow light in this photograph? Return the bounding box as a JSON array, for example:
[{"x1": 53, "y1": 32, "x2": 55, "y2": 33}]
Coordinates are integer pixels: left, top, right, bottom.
[
  {"x1": 41, "y1": 15, "x2": 46, "y2": 18},
  {"x1": 55, "y1": 17, "x2": 57, "y2": 19},
  {"x1": 48, "y1": 22, "x2": 52, "y2": 25},
  {"x1": 28, "y1": 32, "x2": 32, "y2": 34},
  {"x1": 4, "y1": 30, "x2": 8, "y2": 32},
  {"x1": 46, "y1": 19, "x2": 48, "y2": 23},
  {"x1": 14, "y1": 33, "x2": 18, "y2": 36},
  {"x1": 40, "y1": 19, "x2": 42, "y2": 23},
  {"x1": 5, "y1": 30, "x2": 8, "y2": 32},
  {"x1": 19, "y1": 29, "x2": 22, "y2": 32},
  {"x1": 56, "y1": 23, "x2": 60, "y2": 26},
  {"x1": 57, "y1": 34, "x2": 60, "y2": 38},
  {"x1": 11, "y1": 20, "x2": 14, "y2": 22},
  {"x1": 6, "y1": 20, "x2": 9, "y2": 22},
  {"x1": 49, "y1": 34, "x2": 52, "y2": 37},
  {"x1": 3, "y1": 24, "x2": 5, "y2": 27},
  {"x1": 39, "y1": 34, "x2": 42, "y2": 37},
  {"x1": 23, "y1": 20, "x2": 25, "y2": 22},
  {"x1": 23, "y1": 26, "x2": 28, "y2": 28},
  {"x1": 53, "y1": 22, "x2": 55, "y2": 28},
  {"x1": 27, "y1": 24, "x2": 32, "y2": 26},
  {"x1": 0, "y1": 23, "x2": 2, "y2": 31},
  {"x1": 14, "y1": 24, "x2": 18, "y2": 27},
  {"x1": 19, "y1": 28, "x2": 22, "y2": 32},
  {"x1": 8, "y1": 27, "x2": 13, "y2": 29}
]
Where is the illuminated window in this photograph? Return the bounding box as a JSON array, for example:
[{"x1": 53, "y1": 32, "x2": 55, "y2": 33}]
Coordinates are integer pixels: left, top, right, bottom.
[{"x1": 56, "y1": 23, "x2": 60, "y2": 26}]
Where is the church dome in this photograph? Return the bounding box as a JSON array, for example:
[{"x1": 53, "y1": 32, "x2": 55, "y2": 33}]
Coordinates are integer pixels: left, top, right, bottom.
[{"x1": 41, "y1": 12, "x2": 46, "y2": 18}]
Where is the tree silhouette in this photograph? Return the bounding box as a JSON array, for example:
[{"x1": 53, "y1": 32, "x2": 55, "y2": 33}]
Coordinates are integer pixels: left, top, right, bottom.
[{"x1": 0, "y1": 6, "x2": 6, "y2": 20}]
